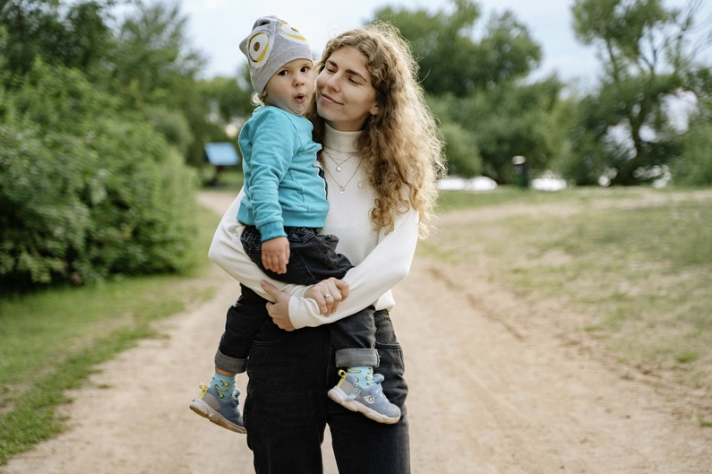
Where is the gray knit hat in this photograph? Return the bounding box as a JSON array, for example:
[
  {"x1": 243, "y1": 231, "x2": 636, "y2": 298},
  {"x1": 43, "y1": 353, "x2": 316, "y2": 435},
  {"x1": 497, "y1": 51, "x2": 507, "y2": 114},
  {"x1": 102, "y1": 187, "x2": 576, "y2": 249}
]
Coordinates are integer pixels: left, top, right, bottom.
[{"x1": 239, "y1": 16, "x2": 312, "y2": 94}]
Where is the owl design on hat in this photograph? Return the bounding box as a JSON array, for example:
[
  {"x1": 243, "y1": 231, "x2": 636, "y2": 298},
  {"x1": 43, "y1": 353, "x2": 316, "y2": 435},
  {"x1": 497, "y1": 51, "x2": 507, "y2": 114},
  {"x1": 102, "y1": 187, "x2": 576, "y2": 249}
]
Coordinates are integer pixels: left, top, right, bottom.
[{"x1": 240, "y1": 16, "x2": 312, "y2": 93}]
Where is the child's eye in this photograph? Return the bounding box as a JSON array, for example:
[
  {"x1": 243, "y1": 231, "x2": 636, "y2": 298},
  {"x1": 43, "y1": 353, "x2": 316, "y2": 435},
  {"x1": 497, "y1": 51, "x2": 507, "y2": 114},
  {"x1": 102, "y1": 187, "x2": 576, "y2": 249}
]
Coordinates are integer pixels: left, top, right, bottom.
[{"x1": 278, "y1": 70, "x2": 288, "y2": 76}]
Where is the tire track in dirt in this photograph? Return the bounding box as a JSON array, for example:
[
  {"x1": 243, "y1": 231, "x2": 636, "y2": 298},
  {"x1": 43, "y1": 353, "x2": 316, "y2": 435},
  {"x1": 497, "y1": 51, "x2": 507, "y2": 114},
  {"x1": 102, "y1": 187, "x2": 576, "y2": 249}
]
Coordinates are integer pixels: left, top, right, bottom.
[{"x1": 398, "y1": 256, "x2": 712, "y2": 473}]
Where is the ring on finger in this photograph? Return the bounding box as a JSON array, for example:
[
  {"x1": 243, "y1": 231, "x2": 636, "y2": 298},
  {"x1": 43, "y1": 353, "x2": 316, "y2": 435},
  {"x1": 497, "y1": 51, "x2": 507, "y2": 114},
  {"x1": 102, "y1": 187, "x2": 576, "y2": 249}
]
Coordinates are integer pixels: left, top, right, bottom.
[{"x1": 324, "y1": 293, "x2": 332, "y2": 298}]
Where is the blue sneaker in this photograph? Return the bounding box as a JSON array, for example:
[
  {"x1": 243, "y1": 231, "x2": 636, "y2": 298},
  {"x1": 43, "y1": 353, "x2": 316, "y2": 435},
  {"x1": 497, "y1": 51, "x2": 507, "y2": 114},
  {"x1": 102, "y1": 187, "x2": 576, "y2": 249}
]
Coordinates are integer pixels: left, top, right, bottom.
[
  {"x1": 189, "y1": 383, "x2": 246, "y2": 434},
  {"x1": 328, "y1": 369, "x2": 401, "y2": 424}
]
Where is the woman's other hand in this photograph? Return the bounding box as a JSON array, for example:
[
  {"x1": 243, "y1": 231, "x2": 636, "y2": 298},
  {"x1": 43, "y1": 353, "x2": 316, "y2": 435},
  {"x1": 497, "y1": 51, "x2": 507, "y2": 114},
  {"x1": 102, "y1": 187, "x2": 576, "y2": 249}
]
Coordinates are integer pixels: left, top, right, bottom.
[
  {"x1": 261, "y1": 281, "x2": 296, "y2": 331},
  {"x1": 305, "y1": 278, "x2": 350, "y2": 316}
]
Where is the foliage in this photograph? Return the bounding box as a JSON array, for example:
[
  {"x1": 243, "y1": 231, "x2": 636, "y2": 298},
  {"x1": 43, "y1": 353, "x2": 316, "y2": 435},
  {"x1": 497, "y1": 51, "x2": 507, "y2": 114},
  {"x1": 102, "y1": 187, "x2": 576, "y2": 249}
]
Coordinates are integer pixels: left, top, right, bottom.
[
  {"x1": 374, "y1": 0, "x2": 563, "y2": 183},
  {"x1": 428, "y1": 78, "x2": 564, "y2": 181},
  {"x1": 190, "y1": 72, "x2": 256, "y2": 170},
  {"x1": 144, "y1": 105, "x2": 194, "y2": 155},
  {"x1": 0, "y1": 0, "x2": 233, "y2": 289},
  {"x1": 476, "y1": 10, "x2": 542, "y2": 88},
  {"x1": 200, "y1": 73, "x2": 254, "y2": 125},
  {"x1": 565, "y1": 0, "x2": 709, "y2": 185},
  {"x1": 104, "y1": 1, "x2": 215, "y2": 167},
  {"x1": 375, "y1": 0, "x2": 541, "y2": 97},
  {"x1": 105, "y1": 2, "x2": 204, "y2": 110},
  {"x1": 0, "y1": 0, "x2": 239, "y2": 169},
  {"x1": 438, "y1": 121, "x2": 482, "y2": 177},
  {"x1": 375, "y1": 0, "x2": 481, "y2": 97},
  {"x1": 556, "y1": 91, "x2": 625, "y2": 185},
  {"x1": 670, "y1": 119, "x2": 712, "y2": 186},
  {"x1": 0, "y1": 0, "x2": 114, "y2": 79},
  {"x1": 0, "y1": 60, "x2": 199, "y2": 288}
]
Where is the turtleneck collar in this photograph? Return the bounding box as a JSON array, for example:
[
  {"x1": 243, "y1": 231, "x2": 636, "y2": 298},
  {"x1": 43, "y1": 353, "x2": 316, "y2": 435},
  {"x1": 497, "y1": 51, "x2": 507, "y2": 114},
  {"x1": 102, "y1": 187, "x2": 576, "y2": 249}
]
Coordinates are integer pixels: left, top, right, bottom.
[{"x1": 323, "y1": 123, "x2": 360, "y2": 154}]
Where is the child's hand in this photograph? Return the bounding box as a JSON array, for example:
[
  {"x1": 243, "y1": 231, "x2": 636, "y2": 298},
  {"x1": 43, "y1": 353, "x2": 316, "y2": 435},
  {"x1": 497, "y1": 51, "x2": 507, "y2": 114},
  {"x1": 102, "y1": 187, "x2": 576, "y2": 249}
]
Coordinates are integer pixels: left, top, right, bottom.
[{"x1": 262, "y1": 236, "x2": 290, "y2": 274}]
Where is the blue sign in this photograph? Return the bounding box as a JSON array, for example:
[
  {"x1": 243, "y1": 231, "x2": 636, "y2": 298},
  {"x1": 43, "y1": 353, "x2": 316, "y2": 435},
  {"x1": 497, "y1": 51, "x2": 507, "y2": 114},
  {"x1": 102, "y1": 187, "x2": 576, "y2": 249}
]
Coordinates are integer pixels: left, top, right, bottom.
[{"x1": 204, "y1": 142, "x2": 240, "y2": 166}]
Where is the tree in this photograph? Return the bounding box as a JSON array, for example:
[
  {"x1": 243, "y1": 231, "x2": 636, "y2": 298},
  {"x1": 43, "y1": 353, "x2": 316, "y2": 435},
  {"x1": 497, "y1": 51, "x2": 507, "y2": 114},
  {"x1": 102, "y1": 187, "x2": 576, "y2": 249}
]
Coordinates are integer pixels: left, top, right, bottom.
[
  {"x1": 0, "y1": 0, "x2": 114, "y2": 81},
  {"x1": 200, "y1": 72, "x2": 254, "y2": 126},
  {"x1": 194, "y1": 71, "x2": 255, "y2": 169},
  {"x1": 0, "y1": 1, "x2": 214, "y2": 165},
  {"x1": 476, "y1": 10, "x2": 542, "y2": 89},
  {"x1": 437, "y1": 121, "x2": 483, "y2": 177},
  {"x1": 375, "y1": 0, "x2": 541, "y2": 96},
  {"x1": 106, "y1": 1, "x2": 204, "y2": 109},
  {"x1": 569, "y1": 0, "x2": 710, "y2": 185},
  {"x1": 669, "y1": 119, "x2": 712, "y2": 186},
  {"x1": 0, "y1": 1, "x2": 213, "y2": 288},
  {"x1": 0, "y1": 60, "x2": 199, "y2": 288},
  {"x1": 429, "y1": 77, "x2": 564, "y2": 181},
  {"x1": 104, "y1": 2, "x2": 217, "y2": 167},
  {"x1": 373, "y1": 0, "x2": 556, "y2": 182}
]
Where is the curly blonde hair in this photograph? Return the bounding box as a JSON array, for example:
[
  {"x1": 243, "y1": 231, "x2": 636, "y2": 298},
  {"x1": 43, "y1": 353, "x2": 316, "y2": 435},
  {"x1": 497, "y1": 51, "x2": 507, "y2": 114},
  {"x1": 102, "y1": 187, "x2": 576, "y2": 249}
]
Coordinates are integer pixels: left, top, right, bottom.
[{"x1": 308, "y1": 22, "x2": 446, "y2": 238}]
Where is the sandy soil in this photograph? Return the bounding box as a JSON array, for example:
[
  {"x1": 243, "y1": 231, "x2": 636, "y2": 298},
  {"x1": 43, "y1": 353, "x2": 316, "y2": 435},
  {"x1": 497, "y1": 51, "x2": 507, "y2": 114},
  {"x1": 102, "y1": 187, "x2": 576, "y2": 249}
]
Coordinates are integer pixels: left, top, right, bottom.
[{"x1": 2, "y1": 190, "x2": 711, "y2": 474}]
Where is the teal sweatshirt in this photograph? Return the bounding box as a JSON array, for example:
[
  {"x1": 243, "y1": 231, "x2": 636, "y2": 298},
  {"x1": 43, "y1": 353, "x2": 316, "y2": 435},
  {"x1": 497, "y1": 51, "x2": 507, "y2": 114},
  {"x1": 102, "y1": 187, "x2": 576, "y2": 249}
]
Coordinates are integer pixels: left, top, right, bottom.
[{"x1": 237, "y1": 106, "x2": 327, "y2": 241}]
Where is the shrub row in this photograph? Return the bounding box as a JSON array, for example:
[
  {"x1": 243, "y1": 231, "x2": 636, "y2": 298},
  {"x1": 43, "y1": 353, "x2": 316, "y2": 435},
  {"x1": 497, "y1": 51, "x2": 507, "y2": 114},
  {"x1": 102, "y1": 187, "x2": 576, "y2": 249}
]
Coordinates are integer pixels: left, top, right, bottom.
[{"x1": 0, "y1": 60, "x2": 199, "y2": 289}]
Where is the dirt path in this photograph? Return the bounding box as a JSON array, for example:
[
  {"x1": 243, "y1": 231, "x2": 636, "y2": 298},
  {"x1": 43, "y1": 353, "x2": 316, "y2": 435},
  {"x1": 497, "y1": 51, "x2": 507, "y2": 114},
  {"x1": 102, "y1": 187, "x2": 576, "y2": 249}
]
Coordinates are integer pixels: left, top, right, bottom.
[{"x1": 3, "y1": 191, "x2": 711, "y2": 474}]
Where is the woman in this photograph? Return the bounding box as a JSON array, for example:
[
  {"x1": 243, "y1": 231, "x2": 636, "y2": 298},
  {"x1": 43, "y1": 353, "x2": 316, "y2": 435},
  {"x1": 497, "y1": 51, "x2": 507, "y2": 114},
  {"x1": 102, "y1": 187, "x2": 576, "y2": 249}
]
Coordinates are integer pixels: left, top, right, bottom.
[{"x1": 209, "y1": 22, "x2": 445, "y2": 473}]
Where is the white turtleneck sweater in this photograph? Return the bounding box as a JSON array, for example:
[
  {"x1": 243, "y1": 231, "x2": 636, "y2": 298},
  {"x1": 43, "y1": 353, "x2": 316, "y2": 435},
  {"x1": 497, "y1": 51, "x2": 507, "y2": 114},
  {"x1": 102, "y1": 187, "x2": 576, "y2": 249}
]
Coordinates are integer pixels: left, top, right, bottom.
[{"x1": 208, "y1": 124, "x2": 420, "y2": 329}]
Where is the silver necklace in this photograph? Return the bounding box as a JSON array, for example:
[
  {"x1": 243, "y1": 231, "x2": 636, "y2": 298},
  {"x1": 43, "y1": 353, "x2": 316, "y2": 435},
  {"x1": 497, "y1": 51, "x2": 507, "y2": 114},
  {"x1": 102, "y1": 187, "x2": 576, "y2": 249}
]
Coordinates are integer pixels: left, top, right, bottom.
[
  {"x1": 323, "y1": 150, "x2": 356, "y2": 172},
  {"x1": 325, "y1": 159, "x2": 362, "y2": 193}
]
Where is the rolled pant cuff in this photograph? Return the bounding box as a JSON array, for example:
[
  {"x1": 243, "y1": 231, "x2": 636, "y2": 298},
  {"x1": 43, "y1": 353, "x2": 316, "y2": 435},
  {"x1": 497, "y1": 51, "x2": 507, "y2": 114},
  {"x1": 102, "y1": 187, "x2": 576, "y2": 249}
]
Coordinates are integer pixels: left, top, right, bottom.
[
  {"x1": 335, "y1": 348, "x2": 379, "y2": 368},
  {"x1": 214, "y1": 350, "x2": 248, "y2": 374}
]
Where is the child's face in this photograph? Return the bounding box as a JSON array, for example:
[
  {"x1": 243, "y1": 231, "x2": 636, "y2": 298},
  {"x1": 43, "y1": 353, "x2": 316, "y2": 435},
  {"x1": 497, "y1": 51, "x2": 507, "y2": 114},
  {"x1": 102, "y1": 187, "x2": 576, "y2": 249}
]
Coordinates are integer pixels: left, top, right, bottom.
[{"x1": 263, "y1": 58, "x2": 315, "y2": 116}]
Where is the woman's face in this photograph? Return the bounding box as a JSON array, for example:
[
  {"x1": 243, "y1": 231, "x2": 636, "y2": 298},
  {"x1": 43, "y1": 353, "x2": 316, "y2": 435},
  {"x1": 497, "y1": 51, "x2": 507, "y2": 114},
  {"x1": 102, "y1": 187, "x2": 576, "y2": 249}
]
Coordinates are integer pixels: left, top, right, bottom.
[{"x1": 315, "y1": 46, "x2": 379, "y2": 132}]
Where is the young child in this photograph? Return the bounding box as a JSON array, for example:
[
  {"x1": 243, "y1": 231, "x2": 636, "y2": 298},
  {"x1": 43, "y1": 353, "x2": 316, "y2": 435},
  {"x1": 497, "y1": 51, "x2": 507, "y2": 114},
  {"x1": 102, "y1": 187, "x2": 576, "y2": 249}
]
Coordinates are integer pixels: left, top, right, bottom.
[{"x1": 189, "y1": 16, "x2": 400, "y2": 434}]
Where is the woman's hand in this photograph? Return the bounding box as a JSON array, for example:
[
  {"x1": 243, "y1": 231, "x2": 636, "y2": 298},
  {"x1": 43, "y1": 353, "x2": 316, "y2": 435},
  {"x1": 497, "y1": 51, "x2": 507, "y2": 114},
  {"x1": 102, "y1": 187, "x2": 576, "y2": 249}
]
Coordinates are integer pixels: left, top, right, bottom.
[
  {"x1": 260, "y1": 281, "x2": 296, "y2": 331},
  {"x1": 305, "y1": 278, "x2": 350, "y2": 316}
]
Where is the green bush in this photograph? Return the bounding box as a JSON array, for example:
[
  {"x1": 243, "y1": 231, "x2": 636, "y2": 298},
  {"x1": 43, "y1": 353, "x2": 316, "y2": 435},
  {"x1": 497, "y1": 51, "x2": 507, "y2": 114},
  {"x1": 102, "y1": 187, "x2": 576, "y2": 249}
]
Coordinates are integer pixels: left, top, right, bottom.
[
  {"x1": 554, "y1": 129, "x2": 608, "y2": 186},
  {"x1": 439, "y1": 121, "x2": 482, "y2": 178},
  {"x1": 0, "y1": 60, "x2": 199, "y2": 288},
  {"x1": 0, "y1": 125, "x2": 91, "y2": 284},
  {"x1": 144, "y1": 106, "x2": 194, "y2": 155},
  {"x1": 670, "y1": 120, "x2": 712, "y2": 186}
]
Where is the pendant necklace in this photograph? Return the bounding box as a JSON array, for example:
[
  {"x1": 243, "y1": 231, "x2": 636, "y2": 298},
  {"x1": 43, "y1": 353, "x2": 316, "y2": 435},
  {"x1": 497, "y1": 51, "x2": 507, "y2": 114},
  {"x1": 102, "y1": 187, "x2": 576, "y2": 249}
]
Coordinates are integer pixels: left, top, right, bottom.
[
  {"x1": 325, "y1": 159, "x2": 362, "y2": 193},
  {"x1": 323, "y1": 150, "x2": 356, "y2": 172}
]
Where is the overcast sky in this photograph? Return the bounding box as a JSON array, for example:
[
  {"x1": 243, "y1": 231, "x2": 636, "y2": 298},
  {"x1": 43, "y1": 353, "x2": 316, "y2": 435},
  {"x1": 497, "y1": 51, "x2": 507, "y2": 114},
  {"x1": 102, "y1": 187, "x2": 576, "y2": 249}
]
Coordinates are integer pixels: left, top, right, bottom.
[{"x1": 179, "y1": 0, "x2": 710, "y2": 88}]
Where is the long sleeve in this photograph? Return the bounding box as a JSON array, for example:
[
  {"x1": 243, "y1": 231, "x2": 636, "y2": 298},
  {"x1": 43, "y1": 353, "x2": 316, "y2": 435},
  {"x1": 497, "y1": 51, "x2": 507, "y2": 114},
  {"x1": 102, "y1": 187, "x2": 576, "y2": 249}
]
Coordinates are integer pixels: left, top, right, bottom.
[
  {"x1": 208, "y1": 189, "x2": 420, "y2": 330},
  {"x1": 208, "y1": 189, "x2": 302, "y2": 300},
  {"x1": 240, "y1": 112, "x2": 293, "y2": 241},
  {"x1": 287, "y1": 207, "x2": 419, "y2": 329},
  {"x1": 238, "y1": 107, "x2": 325, "y2": 241}
]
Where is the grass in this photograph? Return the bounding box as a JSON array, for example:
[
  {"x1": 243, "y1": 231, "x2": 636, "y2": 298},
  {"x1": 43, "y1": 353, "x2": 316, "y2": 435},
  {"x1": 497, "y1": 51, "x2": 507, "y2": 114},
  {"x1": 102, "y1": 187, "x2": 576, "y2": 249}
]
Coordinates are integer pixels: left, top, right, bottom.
[
  {"x1": 0, "y1": 197, "x2": 223, "y2": 465},
  {"x1": 428, "y1": 186, "x2": 712, "y2": 405},
  {"x1": 202, "y1": 166, "x2": 244, "y2": 193}
]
